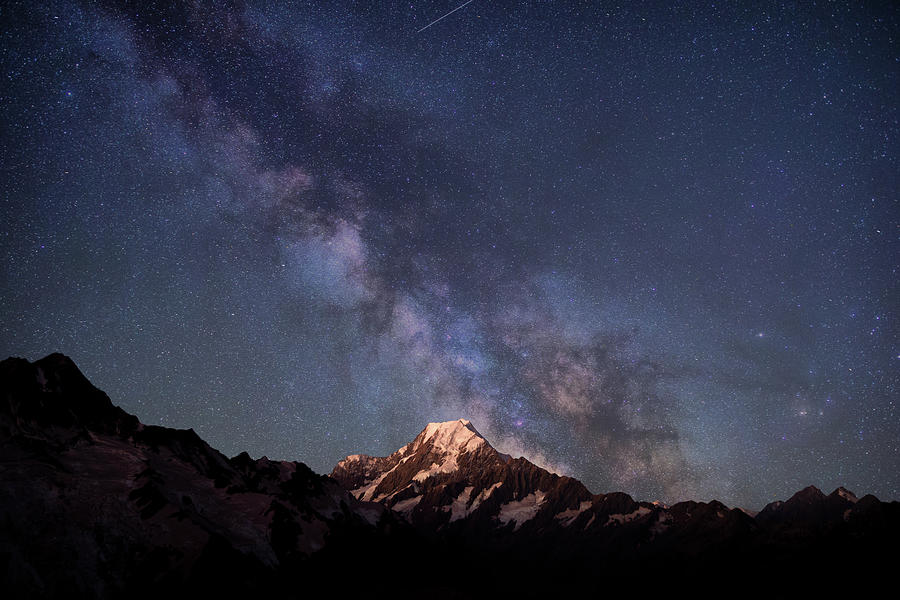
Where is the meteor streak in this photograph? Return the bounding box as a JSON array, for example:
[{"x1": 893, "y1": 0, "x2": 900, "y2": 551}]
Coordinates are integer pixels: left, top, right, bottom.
[{"x1": 416, "y1": 0, "x2": 475, "y2": 34}]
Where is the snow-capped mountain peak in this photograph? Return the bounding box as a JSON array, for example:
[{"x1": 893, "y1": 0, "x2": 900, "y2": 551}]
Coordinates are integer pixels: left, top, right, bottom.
[
  {"x1": 331, "y1": 418, "x2": 595, "y2": 531},
  {"x1": 414, "y1": 418, "x2": 486, "y2": 455},
  {"x1": 331, "y1": 419, "x2": 498, "y2": 504}
]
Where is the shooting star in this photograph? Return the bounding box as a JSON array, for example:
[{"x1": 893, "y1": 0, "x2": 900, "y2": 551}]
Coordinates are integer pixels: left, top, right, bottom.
[{"x1": 417, "y1": 0, "x2": 476, "y2": 34}]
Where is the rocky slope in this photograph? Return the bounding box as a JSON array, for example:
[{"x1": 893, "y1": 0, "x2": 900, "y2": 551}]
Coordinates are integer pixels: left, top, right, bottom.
[
  {"x1": 0, "y1": 354, "x2": 405, "y2": 599},
  {"x1": 2, "y1": 353, "x2": 898, "y2": 598}
]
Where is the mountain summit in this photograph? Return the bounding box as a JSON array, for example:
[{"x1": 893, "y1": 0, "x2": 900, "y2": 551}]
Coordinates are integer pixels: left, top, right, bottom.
[
  {"x1": 333, "y1": 419, "x2": 647, "y2": 533},
  {"x1": 332, "y1": 418, "x2": 500, "y2": 502},
  {"x1": 333, "y1": 419, "x2": 500, "y2": 496}
]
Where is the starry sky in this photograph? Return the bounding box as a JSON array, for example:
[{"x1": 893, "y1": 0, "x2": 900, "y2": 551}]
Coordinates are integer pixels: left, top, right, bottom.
[{"x1": 1, "y1": 1, "x2": 897, "y2": 510}]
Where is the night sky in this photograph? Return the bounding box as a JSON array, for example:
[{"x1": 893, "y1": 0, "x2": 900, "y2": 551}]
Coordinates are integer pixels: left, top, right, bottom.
[{"x1": 2, "y1": 1, "x2": 897, "y2": 510}]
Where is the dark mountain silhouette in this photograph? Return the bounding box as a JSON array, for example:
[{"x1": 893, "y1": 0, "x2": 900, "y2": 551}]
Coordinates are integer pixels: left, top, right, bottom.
[
  {"x1": 0, "y1": 354, "x2": 413, "y2": 598},
  {"x1": 2, "y1": 354, "x2": 897, "y2": 599}
]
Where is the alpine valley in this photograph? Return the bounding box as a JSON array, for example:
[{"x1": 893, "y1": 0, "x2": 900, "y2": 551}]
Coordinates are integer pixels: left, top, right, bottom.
[{"x1": 2, "y1": 354, "x2": 896, "y2": 599}]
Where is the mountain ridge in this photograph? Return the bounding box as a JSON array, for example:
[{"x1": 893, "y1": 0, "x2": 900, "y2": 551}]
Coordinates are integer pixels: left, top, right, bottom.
[
  {"x1": 0, "y1": 353, "x2": 413, "y2": 598},
  {"x1": 2, "y1": 353, "x2": 898, "y2": 598},
  {"x1": 332, "y1": 417, "x2": 872, "y2": 531}
]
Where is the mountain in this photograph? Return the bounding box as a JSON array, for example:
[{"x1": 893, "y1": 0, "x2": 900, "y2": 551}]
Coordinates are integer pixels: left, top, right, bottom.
[
  {"x1": 331, "y1": 419, "x2": 763, "y2": 547},
  {"x1": 0, "y1": 354, "x2": 414, "y2": 599},
  {"x1": 2, "y1": 353, "x2": 898, "y2": 599},
  {"x1": 331, "y1": 419, "x2": 594, "y2": 533},
  {"x1": 332, "y1": 418, "x2": 900, "y2": 594}
]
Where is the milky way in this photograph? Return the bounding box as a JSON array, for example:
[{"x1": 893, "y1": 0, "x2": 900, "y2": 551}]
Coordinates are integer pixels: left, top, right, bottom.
[{"x1": 2, "y1": 1, "x2": 897, "y2": 509}]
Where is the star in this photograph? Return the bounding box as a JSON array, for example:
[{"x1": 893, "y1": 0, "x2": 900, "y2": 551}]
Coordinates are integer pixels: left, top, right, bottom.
[{"x1": 1, "y1": 0, "x2": 896, "y2": 510}]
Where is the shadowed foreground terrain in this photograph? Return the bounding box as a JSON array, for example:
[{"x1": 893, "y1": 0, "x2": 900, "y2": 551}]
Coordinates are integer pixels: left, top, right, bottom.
[{"x1": 1, "y1": 354, "x2": 896, "y2": 599}]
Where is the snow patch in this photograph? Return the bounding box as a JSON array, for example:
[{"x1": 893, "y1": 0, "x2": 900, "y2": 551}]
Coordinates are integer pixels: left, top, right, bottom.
[
  {"x1": 392, "y1": 497, "x2": 420, "y2": 514},
  {"x1": 353, "y1": 472, "x2": 389, "y2": 502},
  {"x1": 449, "y1": 486, "x2": 476, "y2": 522},
  {"x1": 498, "y1": 491, "x2": 546, "y2": 531},
  {"x1": 396, "y1": 442, "x2": 414, "y2": 461},
  {"x1": 606, "y1": 506, "x2": 651, "y2": 525},
  {"x1": 420, "y1": 419, "x2": 485, "y2": 455},
  {"x1": 555, "y1": 500, "x2": 593, "y2": 526},
  {"x1": 353, "y1": 459, "x2": 404, "y2": 501},
  {"x1": 382, "y1": 483, "x2": 414, "y2": 503},
  {"x1": 470, "y1": 481, "x2": 503, "y2": 512},
  {"x1": 342, "y1": 454, "x2": 375, "y2": 465},
  {"x1": 412, "y1": 455, "x2": 459, "y2": 482}
]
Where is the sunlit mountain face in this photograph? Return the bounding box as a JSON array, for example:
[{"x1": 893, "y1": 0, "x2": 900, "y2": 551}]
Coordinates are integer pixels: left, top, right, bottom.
[
  {"x1": 1, "y1": 0, "x2": 897, "y2": 534},
  {"x1": 2, "y1": 354, "x2": 898, "y2": 598}
]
